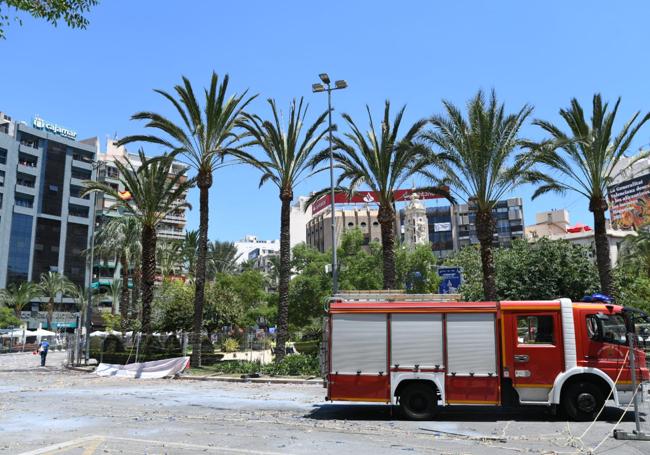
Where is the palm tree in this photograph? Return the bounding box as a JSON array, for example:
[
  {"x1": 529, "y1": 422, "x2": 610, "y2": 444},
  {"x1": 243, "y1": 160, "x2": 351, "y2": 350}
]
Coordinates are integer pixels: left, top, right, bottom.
[
  {"x1": 0, "y1": 282, "x2": 39, "y2": 318},
  {"x1": 83, "y1": 151, "x2": 194, "y2": 334},
  {"x1": 157, "y1": 240, "x2": 183, "y2": 278},
  {"x1": 181, "y1": 230, "x2": 199, "y2": 279},
  {"x1": 310, "y1": 101, "x2": 436, "y2": 289},
  {"x1": 525, "y1": 94, "x2": 650, "y2": 295},
  {"x1": 235, "y1": 98, "x2": 327, "y2": 360},
  {"x1": 207, "y1": 240, "x2": 241, "y2": 278},
  {"x1": 422, "y1": 90, "x2": 533, "y2": 300},
  {"x1": 95, "y1": 216, "x2": 141, "y2": 324},
  {"x1": 619, "y1": 232, "x2": 650, "y2": 276},
  {"x1": 38, "y1": 272, "x2": 76, "y2": 329},
  {"x1": 107, "y1": 279, "x2": 122, "y2": 316},
  {"x1": 117, "y1": 73, "x2": 255, "y2": 367}
]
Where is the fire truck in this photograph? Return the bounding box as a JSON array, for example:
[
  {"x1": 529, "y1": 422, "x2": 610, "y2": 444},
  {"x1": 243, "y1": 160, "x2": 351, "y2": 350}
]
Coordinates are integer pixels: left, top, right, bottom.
[{"x1": 322, "y1": 293, "x2": 650, "y2": 421}]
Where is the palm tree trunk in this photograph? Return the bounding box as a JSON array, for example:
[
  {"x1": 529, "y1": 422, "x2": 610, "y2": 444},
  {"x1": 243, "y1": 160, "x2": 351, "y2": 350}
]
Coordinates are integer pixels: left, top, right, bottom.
[
  {"x1": 47, "y1": 299, "x2": 54, "y2": 329},
  {"x1": 476, "y1": 208, "x2": 497, "y2": 301},
  {"x1": 378, "y1": 204, "x2": 396, "y2": 289},
  {"x1": 275, "y1": 194, "x2": 292, "y2": 362},
  {"x1": 120, "y1": 253, "x2": 130, "y2": 327},
  {"x1": 132, "y1": 266, "x2": 141, "y2": 321},
  {"x1": 140, "y1": 223, "x2": 157, "y2": 334},
  {"x1": 590, "y1": 197, "x2": 613, "y2": 295},
  {"x1": 191, "y1": 175, "x2": 211, "y2": 368}
]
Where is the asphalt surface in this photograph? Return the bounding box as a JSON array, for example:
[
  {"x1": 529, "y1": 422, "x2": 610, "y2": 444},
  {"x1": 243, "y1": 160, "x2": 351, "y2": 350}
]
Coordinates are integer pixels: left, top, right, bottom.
[{"x1": 1, "y1": 351, "x2": 649, "y2": 454}]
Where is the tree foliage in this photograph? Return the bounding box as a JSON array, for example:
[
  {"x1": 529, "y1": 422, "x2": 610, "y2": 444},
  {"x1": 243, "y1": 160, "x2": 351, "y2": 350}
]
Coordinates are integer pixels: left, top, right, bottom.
[
  {"x1": 444, "y1": 239, "x2": 600, "y2": 301},
  {"x1": 0, "y1": 306, "x2": 21, "y2": 328},
  {"x1": 0, "y1": 0, "x2": 98, "y2": 39}
]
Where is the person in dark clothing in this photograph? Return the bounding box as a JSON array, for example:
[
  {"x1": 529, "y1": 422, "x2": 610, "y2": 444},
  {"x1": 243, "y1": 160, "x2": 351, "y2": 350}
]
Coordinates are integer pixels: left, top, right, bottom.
[{"x1": 38, "y1": 340, "x2": 50, "y2": 366}]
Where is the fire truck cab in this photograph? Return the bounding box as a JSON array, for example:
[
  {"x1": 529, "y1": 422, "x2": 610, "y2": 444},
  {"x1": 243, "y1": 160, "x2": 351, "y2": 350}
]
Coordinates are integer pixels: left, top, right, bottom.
[{"x1": 322, "y1": 294, "x2": 650, "y2": 421}]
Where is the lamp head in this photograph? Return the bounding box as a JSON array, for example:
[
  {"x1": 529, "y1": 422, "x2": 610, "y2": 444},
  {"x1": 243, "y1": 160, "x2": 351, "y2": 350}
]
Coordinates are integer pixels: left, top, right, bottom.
[
  {"x1": 335, "y1": 80, "x2": 348, "y2": 89},
  {"x1": 312, "y1": 83, "x2": 325, "y2": 93},
  {"x1": 319, "y1": 73, "x2": 330, "y2": 84}
]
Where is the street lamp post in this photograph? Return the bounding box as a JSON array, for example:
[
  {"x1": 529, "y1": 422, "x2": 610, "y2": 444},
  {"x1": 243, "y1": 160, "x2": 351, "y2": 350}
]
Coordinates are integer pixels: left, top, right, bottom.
[
  {"x1": 312, "y1": 73, "x2": 348, "y2": 295},
  {"x1": 84, "y1": 159, "x2": 104, "y2": 363}
]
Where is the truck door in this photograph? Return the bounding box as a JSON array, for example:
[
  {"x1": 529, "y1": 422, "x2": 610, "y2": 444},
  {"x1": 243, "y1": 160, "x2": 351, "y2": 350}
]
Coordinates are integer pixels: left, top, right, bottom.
[{"x1": 506, "y1": 312, "x2": 563, "y2": 403}]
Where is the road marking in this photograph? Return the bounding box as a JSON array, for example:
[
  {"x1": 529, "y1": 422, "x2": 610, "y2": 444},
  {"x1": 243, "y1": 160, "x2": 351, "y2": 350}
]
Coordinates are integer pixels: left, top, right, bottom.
[
  {"x1": 81, "y1": 436, "x2": 105, "y2": 455},
  {"x1": 18, "y1": 435, "x2": 290, "y2": 455},
  {"x1": 18, "y1": 436, "x2": 100, "y2": 455}
]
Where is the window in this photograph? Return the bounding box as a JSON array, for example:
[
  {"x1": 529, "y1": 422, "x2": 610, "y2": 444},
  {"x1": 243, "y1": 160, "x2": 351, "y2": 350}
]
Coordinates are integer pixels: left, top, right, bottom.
[
  {"x1": 0, "y1": 147, "x2": 6, "y2": 164},
  {"x1": 586, "y1": 313, "x2": 628, "y2": 345},
  {"x1": 7, "y1": 213, "x2": 33, "y2": 284},
  {"x1": 20, "y1": 134, "x2": 39, "y2": 149},
  {"x1": 0, "y1": 170, "x2": 4, "y2": 187},
  {"x1": 517, "y1": 315, "x2": 555, "y2": 344}
]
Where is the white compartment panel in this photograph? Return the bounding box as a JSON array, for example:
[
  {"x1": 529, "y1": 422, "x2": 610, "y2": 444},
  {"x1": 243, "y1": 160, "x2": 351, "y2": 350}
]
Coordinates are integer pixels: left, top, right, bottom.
[
  {"x1": 331, "y1": 313, "x2": 387, "y2": 374},
  {"x1": 391, "y1": 313, "x2": 443, "y2": 368},
  {"x1": 446, "y1": 313, "x2": 496, "y2": 375}
]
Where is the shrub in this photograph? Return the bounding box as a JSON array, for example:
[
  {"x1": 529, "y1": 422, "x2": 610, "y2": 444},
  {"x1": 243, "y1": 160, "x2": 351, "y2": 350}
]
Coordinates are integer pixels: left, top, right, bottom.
[
  {"x1": 293, "y1": 340, "x2": 319, "y2": 355},
  {"x1": 201, "y1": 336, "x2": 214, "y2": 354},
  {"x1": 140, "y1": 335, "x2": 163, "y2": 355},
  {"x1": 264, "y1": 354, "x2": 319, "y2": 376},
  {"x1": 164, "y1": 335, "x2": 182, "y2": 355},
  {"x1": 102, "y1": 334, "x2": 125, "y2": 353},
  {"x1": 221, "y1": 337, "x2": 239, "y2": 353}
]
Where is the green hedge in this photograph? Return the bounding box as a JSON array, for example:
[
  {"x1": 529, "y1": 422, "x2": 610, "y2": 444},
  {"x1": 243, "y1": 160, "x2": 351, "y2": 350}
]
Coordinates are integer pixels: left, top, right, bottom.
[
  {"x1": 293, "y1": 340, "x2": 319, "y2": 355},
  {"x1": 197, "y1": 354, "x2": 319, "y2": 377}
]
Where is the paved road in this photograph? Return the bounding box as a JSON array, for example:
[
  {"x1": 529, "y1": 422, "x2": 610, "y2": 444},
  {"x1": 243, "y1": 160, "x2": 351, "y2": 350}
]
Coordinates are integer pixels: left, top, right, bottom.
[{"x1": 1, "y1": 352, "x2": 649, "y2": 454}]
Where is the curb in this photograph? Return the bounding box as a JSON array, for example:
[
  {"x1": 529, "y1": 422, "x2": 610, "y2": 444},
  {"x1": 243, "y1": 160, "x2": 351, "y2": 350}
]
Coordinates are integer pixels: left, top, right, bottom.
[
  {"x1": 178, "y1": 375, "x2": 324, "y2": 385},
  {"x1": 64, "y1": 364, "x2": 96, "y2": 373}
]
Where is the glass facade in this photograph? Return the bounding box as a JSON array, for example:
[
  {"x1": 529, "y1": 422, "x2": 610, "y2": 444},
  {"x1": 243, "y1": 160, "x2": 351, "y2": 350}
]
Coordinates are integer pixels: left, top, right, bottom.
[
  {"x1": 41, "y1": 140, "x2": 66, "y2": 216},
  {"x1": 32, "y1": 217, "x2": 61, "y2": 279},
  {"x1": 7, "y1": 213, "x2": 33, "y2": 284},
  {"x1": 65, "y1": 223, "x2": 88, "y2": 287}
]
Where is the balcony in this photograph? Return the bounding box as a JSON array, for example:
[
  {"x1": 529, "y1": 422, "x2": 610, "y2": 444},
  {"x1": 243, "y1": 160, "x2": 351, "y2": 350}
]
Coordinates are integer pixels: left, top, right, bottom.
[{"x1": 19, "y1": 142, "x2": 39, "y2": 155}]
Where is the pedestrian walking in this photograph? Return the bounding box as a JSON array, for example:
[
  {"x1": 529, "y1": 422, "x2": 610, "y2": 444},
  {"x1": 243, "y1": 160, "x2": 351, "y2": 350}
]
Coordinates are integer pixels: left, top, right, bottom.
[{"x1": 38, "y1": 340, "x2": 49, "y2": 367}]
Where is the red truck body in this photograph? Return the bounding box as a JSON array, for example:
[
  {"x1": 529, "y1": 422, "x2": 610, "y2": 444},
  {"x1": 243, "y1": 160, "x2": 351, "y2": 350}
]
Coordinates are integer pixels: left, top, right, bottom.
[{"x1": 323, "y1": 296, "x2": 649, "y2": 420}]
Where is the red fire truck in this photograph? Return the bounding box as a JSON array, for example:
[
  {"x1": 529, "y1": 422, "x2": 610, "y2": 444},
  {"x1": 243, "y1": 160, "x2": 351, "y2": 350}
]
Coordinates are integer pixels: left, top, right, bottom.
[{"x1": 322, "y1": 293, "x2": 650, "y2": 421}]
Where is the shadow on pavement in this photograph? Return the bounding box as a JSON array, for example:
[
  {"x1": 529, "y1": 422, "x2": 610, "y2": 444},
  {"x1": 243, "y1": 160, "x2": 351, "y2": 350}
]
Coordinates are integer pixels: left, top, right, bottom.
[{"x1": 306, "y1": 403, "x2": 643, "y2": 424}]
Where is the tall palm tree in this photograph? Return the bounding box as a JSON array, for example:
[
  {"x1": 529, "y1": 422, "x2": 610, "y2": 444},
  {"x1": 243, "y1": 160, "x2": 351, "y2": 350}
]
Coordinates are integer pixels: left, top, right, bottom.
[
  {"x1": 422, "y1": 90, "x2": 533, "y2": 300},
  {"x1": 83, "y1": 151, "x2": 193, "y2": 334},
  {"x1": 525, "y1": 94, "x2": 650, "y2": 295},
  {"x1": 181, "y1": 230, "x2": 199, "y2": 279},
  {"x1": 235, "y1": 98, "x2": 327, "y2": 360},
  {"x1": 95, "y1": 216, "x2": 141, "y2": 324},
  {"x1": 311, "y1": 101, "x2": 437, "y2": 289},
  {"x1": 38, "y1": 272, "x2": 76, "y2": 330},
  {"x1": 0, "y1": 282, "x2": 39, "y2": 318},
  {"x1": 207, "y1": 240, "x2": 241, "y2": 278},
  {"x1": 117, "y1": 73, "x2": 255, "y2": 367}
]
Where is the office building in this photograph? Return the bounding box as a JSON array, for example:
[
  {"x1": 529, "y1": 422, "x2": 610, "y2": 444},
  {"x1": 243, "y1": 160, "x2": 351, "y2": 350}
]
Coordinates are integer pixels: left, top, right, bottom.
[
  {"x1": 306, "y1": 207, "x2": 384, "y2": 252},
  {"x1": 0, "y1": 111, "x2": 97, "y2": 327}
]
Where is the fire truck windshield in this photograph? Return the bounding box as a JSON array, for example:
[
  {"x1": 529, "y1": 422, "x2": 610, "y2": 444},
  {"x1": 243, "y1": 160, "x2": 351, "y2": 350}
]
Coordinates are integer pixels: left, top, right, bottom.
[{"x1": 587, "y1": 313, "x2": 627, "y2": 345}]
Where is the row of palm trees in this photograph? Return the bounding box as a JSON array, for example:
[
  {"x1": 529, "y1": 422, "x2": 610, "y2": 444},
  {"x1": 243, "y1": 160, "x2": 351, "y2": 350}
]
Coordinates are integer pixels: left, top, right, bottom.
[
  {"x1": 85, "y1": 70, "x2": 648, "y2": 367},
  {"x1": 0, "y1": 272, "x2": 86, "y2": 329}
]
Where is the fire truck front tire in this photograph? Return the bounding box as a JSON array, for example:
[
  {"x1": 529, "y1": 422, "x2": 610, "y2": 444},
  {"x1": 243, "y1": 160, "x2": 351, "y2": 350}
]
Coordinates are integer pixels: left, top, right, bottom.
[
  {"x1": 398, "y1": 383, "x2": 437, "y2": 420},
  {"x1": 561, "y1": 381, "x2": 605, "y2": 421}
]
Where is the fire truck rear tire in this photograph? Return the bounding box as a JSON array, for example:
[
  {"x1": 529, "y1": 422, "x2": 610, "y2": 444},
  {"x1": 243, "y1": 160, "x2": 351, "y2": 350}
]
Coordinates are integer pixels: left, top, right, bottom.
[
  {"x1": 561, "y1": 381, "x2": 605, "y2": 421},
  {"x1": 398, "y1": 383, "x2": 437, "y2": 420}
]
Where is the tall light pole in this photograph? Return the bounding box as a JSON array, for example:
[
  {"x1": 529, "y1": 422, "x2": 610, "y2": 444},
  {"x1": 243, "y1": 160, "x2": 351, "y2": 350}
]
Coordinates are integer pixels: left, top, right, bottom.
[{"x1": 312, "y1": 73, "x2": 347, "y2": 295}]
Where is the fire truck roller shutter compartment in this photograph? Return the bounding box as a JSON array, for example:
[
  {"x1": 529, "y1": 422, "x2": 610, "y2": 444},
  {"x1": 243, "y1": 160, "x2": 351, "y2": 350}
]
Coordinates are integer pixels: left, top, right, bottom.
[
  {"x1": 445, "y1": 312, "x2": 500, "y2": 404},
  {"x1": 391, "y1": 313, "x2": 444, "y2": 369},
  {"x1": 330, "y1": 313, "x2": 390, "y2": 401}
]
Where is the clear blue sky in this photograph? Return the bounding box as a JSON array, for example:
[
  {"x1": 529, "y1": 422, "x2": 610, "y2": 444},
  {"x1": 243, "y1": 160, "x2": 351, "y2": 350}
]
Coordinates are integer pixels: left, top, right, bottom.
[{"x1": 2, "y1": 1, "x2": 650, "y2": 241}]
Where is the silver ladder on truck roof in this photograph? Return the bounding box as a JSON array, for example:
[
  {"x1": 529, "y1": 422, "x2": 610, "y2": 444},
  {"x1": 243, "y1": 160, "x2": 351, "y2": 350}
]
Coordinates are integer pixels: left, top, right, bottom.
[{"x1": 332, "y1": 290, "x2": 461, "y2": 302}]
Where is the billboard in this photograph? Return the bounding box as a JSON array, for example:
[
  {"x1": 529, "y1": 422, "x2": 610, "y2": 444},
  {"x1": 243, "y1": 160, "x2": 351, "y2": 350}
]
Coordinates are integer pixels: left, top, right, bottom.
[
  {"x1": 311, "y1": 189, "x2": 445, "y2": 215},
  {"x1": 608, "y1": 173, "x2": 650, "y2": 229}
]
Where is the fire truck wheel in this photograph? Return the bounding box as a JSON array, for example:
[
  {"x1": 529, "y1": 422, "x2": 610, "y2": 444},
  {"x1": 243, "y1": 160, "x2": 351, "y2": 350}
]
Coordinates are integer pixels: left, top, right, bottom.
[
  {"x1": 399, "y1": 383, "x2": 437, "y2": 420},
  {"x1": 561, "y1": 381, "x2": 605, "y2": 421}
]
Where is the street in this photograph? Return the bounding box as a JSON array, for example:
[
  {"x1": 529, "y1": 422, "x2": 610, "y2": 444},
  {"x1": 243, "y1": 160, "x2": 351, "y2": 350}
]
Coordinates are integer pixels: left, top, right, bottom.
[{"x1": 0, "y1": 352, "x2": 648, "y2": 454}]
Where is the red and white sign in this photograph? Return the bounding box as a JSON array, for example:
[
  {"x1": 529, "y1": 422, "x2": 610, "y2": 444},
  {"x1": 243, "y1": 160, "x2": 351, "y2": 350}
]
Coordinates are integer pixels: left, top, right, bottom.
[{"x1": 311, "y1": 189, "x2": 444, "y2": 215}]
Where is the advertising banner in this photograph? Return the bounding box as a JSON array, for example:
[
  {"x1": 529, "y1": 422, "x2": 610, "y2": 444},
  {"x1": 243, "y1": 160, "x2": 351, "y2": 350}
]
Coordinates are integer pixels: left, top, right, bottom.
[
  {"x1": 437, "y1": 267, "x2": 462, "y2": 294},
  {"x1": 607, "y1": 173, "x2": 650, "y2": 229}
]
